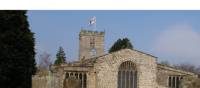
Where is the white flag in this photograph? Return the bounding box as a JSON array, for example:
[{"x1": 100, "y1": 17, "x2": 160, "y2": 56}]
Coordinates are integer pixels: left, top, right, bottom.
[{"x1": 89, "y1": 16, "x2": 96, "y2": 25}]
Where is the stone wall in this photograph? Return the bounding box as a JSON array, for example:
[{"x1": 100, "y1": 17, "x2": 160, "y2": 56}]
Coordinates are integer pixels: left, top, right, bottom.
[
  {"x1": 32, "y1": 72, "x2": 60, "y2": 88},
  {"x1": 156, "y1": 64, "x2": 198, "y2": 88},
  {"x1": 87, "y1": 69, "x2": 96, "y2": 88},
  {"x1": 94, "y1": 49, "x2": 157, "y2": 88},
  {"x1": 180, "y1": 76, "x2": 200, "y2": 88}
]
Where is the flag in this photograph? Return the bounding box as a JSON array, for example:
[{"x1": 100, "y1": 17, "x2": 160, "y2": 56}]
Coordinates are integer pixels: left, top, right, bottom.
[{"x1": 89, "y1": 16, "x2": 96, "y2": 25}]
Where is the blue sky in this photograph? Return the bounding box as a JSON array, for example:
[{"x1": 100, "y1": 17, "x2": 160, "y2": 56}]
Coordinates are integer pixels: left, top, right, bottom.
[{"x1": 27, "y1": 10, "x2": 200, "y2": 66}]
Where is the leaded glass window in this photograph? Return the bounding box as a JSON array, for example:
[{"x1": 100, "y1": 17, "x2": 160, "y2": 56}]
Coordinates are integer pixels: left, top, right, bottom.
[{"x1": 118, "y1": 61, "x2": 137, "y2": 88}]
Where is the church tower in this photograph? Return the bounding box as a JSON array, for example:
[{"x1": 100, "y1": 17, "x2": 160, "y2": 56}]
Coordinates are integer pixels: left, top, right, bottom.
[{"x1": 79, "y1": 30, "x2": 105, "y2": 60}]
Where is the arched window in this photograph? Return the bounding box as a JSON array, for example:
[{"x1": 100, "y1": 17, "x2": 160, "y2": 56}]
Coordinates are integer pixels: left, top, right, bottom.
[{"x1": 118, "y1": 61, "x2": 137, "y2": 88}]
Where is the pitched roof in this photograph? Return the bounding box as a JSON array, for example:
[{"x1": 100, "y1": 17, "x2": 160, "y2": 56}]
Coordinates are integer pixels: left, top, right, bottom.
[
  {"x1": 157, "y1": 63, "x2": 198, "y2": 76},
  {"x1": 81, "y1": 48, "x2": 157, "y2": 64}
]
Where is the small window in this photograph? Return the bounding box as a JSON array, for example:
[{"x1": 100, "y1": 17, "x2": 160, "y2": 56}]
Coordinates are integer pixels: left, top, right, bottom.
[
  {"x1": 168, "y1": 76, "x2": 182, "y2": 88},
  {"x1": 90, "y1": 37, "x2": 95, "y2": 48},
  {"x1": 172, "y1": 77, "x2": 175, "y2": 87},
  {"x1": 168, "y1": 76, "x2": 171, "y2": 87}
]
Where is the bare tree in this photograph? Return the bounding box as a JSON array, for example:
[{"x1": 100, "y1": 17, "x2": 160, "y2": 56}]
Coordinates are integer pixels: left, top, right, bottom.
[
  {"x1": 38, "y1": 52, "x2": 52, "y2": 70},
  {"x1": 160, "y1": 61, "x2": 171, "y2": 66},
  {"x1": 173, "y1": 63, "x2": 199, "y2": 74},
  {"x1": 197, "y1": 66, "x2": 200, "y2": 75}
]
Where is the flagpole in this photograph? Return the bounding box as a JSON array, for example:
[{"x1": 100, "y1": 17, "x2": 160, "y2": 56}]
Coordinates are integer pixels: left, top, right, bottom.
[
  {"x1": 94, "y1": 21, "x2": 96, "y2": 31},
  {"x1": 93, "y1": 16, "x2": 96, "y2": 31}
]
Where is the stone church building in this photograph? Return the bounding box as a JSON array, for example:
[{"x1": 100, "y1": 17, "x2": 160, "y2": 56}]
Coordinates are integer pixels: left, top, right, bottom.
[{"x1": 32, "y1": 30, "x2": 198, "y2": 88}]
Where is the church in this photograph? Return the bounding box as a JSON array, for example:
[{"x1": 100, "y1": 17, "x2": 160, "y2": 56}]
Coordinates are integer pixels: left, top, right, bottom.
[{"x1": 32, "y1": 29, "x2": 198, "y2": 88}]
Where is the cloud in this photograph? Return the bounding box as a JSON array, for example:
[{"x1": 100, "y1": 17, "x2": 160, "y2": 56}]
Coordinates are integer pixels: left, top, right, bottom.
[{"x1": 152, "y1": 24, "x2": 200, "y2": 66}]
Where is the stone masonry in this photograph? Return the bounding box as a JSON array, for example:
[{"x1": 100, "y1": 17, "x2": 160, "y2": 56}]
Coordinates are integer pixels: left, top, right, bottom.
[
  {"x1": 32, "y1": 30, "x2": 199, "y2": 88},
  {"x1": 94, "y1": 49, "x2": 157, "y2": 88},
  {"x1": 79, "y1": 30, "x2": 104, "y2": 60}
]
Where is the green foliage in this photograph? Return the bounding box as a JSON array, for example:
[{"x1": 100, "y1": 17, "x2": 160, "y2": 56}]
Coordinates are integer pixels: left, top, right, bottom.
[
  {"x1": 109, "y1": 38, "x2": 133, "y2": 53},
  {"x1": 54, "y1": 46, "x2": 66, "y2": 65},
  {"x1": 0, "y1": 11, "x2": 36, "y2": 88}
]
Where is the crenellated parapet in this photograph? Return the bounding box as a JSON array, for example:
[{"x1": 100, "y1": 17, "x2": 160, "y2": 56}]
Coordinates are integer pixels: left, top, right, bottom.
[{"x1": 79, "y1": 29, "x2": 104, "y2": 36}]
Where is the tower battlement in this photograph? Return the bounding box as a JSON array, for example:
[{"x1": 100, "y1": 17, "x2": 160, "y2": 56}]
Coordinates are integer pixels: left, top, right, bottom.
[{"x1": 80, "y1": 29, "x2": 105, "y2": 36}]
